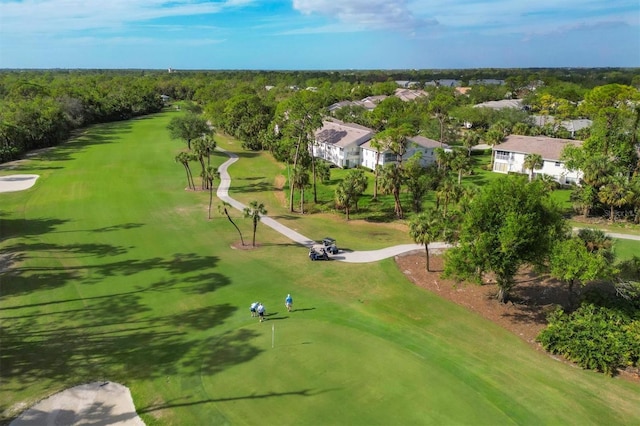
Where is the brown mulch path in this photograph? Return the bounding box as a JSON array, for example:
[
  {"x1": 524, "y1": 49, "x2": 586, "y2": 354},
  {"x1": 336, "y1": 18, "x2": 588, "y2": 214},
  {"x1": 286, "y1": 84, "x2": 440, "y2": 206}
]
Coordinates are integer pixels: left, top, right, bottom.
[{"x1": 395, "y1": 251, "x2": 640, "y2": 382}]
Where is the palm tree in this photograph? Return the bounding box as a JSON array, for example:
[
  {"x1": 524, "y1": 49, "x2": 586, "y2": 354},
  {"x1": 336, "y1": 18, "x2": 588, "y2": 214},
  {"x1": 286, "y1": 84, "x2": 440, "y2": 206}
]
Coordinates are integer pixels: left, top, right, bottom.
[
  {"x1": 512, "y1": 122, "x2": 530, "y2": 136},
  {"x1": 576, "y1": 228, "x2": 614, "y2": 261},
  {"x1": 292, "y1": 166, "x2": 310, "y2": 214},
  {"x1": 205, "y1": 166, "x2": 219, "y2": 219},
  {"x1": 201, "y1": 134, "x2": 217, "y2": 166},
  {"x1": 218, "y1": 202, "x2": 245, "y2": 246},
  {"x1": 483, "y1": 129, "x2": 505, "y2": 170},
  {"x1": 434, "y1": 147, "x2": 454, "y2": 173},
  {"x1": 175, "y1": 152, "x2": 195, "y2": 190},
  {"x1": 523, "y1": 153, "x2": 543, "y2": 182},
  {"x1": 192, "y1": 138, "x2": 210, "y2": 189},
  {"x1": 380, "y1": 163, "x2": 405, "y2": 219},
  {"x1": 461, "y1": 130, "x2": 480, "y2": 157},
  {"x1": 335, "y1": 183, "x2": 353, "y2": 220},
  {"x1": 598, "y1": 178, "x2": 633, "y2": 223},
  {"x1": 409, "y1": 208, "x2": 444, "y2": 272},
  {"x1": 368, "y1": 136, "x2": 386, "y2": 201},
  {"x1": 243, "y1": 200, "x2": 267, "y2": 247},
  {"x1": 451, "y1": 149, "x2": 473, "y2": 184},
  {"x1": 436, "y1": 176, "x2": 460, "y2": 215},
  {"x1": 334, "y1": 168, "x2": 370, "y2": 220}
]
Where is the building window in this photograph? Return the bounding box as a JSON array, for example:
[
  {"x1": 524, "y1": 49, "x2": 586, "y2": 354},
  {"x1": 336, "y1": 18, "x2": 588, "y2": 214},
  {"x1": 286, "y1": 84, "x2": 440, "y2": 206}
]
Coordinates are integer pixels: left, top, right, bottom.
[
  {"x1": 495, "y1": 151, "x2": 510, "y2": 161},
  {"x1": 555, "y1": 161, "x2": 561, "y2": 167},
  {"x1": 494, "y1": 162, "x2": 508, "y2": 172}
]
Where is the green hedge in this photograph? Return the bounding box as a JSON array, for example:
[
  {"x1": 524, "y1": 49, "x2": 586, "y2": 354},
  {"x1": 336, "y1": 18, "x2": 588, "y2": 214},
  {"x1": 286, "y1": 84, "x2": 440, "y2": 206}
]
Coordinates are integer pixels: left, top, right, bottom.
[{"x1": 536, "y1": 304, "x2": 640, "y2": 376}]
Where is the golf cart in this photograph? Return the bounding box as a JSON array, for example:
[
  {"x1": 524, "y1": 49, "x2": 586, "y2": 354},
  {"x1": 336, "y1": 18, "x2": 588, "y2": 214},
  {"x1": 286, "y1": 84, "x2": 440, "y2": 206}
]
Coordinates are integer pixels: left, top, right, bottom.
[
  {"x1": 309, "y1": 244, "x2": 330, "y2": 261},
  {"x1": 322, "y1": 237, "x2": 339, "y2": 254}
]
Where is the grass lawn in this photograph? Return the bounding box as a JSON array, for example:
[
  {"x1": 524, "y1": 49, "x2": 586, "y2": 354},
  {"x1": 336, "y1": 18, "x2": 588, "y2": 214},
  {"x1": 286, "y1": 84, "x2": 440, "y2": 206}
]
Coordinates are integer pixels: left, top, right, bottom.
[{"x1": 1, "y1": 112, "x2": 639, "y2": 425}]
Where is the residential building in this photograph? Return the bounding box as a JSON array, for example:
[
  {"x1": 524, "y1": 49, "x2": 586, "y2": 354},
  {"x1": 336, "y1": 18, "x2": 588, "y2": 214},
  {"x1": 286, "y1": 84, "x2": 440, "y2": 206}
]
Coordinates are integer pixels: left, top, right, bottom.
[
  {"x1": 394, "y1": 88, "x2": 428, "y2": 102},
  {"x1": 492, "y1": 135, "x2": 583, "y2": 184},
  {"x1": 359, "y1": 135, "x2": 449, "y2": 170},
  {"x1": 531, "y1": 115, "x2": 593, "y2": 137},
  {"x1": 312, "y1": 120, "x2": 374, "y2": 168}
]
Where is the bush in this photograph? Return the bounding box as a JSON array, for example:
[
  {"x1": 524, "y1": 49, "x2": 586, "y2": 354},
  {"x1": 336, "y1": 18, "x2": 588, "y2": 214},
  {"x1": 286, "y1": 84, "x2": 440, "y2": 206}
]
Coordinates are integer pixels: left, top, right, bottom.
[{"x1": 536, "y1": 304, "x2": 639, "y2": 376}]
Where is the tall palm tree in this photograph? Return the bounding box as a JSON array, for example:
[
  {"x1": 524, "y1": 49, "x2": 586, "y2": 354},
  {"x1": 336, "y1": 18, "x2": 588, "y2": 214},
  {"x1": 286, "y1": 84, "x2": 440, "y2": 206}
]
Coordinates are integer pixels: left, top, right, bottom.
[
  {"x1": 192, "y1": 138, "x2": 209, "y2": 189},
  {"x1": 175, "y1": 152, "x2": 195, "y2": 190},
  {"x1": 368, "y1": 136, "x2": 386, "y2": 201},
  {"x1": 218, "y1": 202, "x2": 245, "y2": 246},
  {"x1": 243, "y1": 201, "x2": 267, "y2": 247},
  {"x1": 292, "y1": 166, "x2": 310, "y2": 214},
  {"x1": 523, "y1": 153, "x2": 543, "y2": 182},
  {"x1": 451, "y1": 149, "x2": 473, "y2": 184},
  {"x1": 380, "y1": 163, "x2": 405, "y2": 219},
  {"x1": 409, "y1": 208, "x2": 444, "y2": 272},
  {"x1": 205, "y1": 166, "x2": 219, "y2": 219},
  {"x1": 201, "y1": 134, "x2": 217, "y2": 166}
]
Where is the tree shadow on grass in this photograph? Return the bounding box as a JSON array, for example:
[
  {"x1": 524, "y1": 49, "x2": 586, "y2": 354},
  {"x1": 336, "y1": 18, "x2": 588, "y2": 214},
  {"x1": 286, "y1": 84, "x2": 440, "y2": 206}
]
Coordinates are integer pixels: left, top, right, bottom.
[
  {"x1": 0, "y1": 121, "x2": 135, "y2": 174},
  {"x1": 0, "y1": 288, "x2": 260, "y2": 401},
  {"x1": 167, "y1": 304, "x2": 237, "y2": 330},
  {"x1": 232, "y1": 151, "x2": 260, "y2": 159},
  {"x1": 137, "y1": 388, "x2": 339, "y2": 415},
  {"x1": 0, "y1": 241, "x2": 254, "y2": 399},
  {"x1": 0, "y1": 217, "x2": 70, "y2": 242},
  {"x1": 1, "y1": 241, "x2": 231, "y2": 299},
  {"x1": 231, "y1": 181, "x2": 273, "y2": 194}
]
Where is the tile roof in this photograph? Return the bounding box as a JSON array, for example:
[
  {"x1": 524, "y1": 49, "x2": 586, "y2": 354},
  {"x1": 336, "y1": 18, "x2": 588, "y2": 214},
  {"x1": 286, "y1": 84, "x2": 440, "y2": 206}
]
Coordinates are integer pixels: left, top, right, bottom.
[
  {"x1": 395, "y1": 88, "x2": 428, "y2": 102},
  {"x1": 493, "y1": 135, "x2": 583, "y2": 161}
]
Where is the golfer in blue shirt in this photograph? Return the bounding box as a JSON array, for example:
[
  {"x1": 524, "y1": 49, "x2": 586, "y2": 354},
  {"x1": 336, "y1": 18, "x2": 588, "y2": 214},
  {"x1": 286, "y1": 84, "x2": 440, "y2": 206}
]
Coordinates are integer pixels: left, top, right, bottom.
[{"x1": 285, "y1": 294, "x2": 293, "y2": 312}]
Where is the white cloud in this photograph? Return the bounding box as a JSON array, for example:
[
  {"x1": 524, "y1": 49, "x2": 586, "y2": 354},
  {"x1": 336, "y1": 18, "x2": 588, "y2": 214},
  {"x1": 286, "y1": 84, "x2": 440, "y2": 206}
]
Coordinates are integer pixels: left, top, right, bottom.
[
  {"x1": 0, "y1": 0, "x2": 251, "y2": 35},
  {"x1": 290, "y1": 0, "x2": 638, "y2": 38},
  {"x1": 409, "y1": 0, "x2": 638, "y2": 33},
  {"x1": 292, "y1": 0, "x2": 437, "y2": 32}
]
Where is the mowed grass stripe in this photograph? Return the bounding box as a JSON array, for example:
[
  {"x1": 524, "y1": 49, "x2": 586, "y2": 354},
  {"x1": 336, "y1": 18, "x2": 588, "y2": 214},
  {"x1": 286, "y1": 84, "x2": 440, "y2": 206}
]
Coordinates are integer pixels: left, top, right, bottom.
[{"x1": 1, "y1": 112, "x2": 639, "y2": 425}]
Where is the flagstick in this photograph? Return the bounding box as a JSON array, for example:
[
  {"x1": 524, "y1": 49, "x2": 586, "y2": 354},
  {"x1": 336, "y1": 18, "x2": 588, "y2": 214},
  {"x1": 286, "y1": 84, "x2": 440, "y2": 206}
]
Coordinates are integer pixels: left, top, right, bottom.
[{"x1": 272, "y1": 324, "x2": 275, "y2": 348}]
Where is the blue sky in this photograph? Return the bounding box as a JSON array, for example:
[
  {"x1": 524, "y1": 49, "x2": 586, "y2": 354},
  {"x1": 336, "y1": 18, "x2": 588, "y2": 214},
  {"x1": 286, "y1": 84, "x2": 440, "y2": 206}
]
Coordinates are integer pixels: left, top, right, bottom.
[{"x1": 0, "y1": 0, "x2": 638, "y2": 69}]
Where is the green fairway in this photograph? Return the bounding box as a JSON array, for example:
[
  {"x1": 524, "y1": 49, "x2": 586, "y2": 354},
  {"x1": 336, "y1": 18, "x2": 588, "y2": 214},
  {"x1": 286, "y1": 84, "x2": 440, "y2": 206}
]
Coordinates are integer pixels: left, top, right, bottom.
[{"x1": 1, "y1": 112, "x2": 639, "y2": 425}]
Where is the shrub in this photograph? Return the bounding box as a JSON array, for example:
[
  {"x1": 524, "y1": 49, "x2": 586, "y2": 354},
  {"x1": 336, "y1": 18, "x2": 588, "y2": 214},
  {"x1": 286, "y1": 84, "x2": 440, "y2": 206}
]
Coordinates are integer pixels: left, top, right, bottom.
[{"x1": 536, "y1": 304, "x2": 639, "y2": 376}]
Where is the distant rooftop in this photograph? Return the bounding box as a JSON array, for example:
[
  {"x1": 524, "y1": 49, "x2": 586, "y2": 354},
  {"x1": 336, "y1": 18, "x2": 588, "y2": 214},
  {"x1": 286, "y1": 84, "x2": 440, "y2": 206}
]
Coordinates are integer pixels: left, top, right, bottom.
[{"x1": 474, "y1": 99, "x2": 523, "y2": 110}]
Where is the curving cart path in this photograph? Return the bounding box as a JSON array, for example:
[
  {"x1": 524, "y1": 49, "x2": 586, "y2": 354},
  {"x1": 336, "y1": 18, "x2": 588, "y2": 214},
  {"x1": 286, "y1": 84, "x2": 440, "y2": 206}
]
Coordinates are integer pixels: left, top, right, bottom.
[{"x1": 215, "y1": 148, "x2": 450, "y2": 263}]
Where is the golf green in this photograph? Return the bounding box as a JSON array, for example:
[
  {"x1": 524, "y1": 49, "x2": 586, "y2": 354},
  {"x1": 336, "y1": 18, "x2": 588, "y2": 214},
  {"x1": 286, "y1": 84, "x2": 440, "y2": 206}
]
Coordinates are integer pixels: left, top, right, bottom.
[{"x1": 1, "y1": 112, "x2": 639, "y2": 425}]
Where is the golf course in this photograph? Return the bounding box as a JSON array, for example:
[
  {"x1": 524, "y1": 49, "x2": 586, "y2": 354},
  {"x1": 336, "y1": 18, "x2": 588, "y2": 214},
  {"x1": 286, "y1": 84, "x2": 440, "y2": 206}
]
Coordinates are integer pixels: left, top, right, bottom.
[{"x1": 1, "y1": 110, "x2": 639, "y2": 425}]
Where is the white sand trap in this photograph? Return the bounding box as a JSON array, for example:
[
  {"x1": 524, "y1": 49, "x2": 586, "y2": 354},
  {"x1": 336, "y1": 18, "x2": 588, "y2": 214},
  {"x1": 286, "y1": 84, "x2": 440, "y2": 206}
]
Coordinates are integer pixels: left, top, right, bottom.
[
  {"x1": 10, "y1": 382, "x2": 145, "y2": 426},
  {"x1": 0, "y1": 175, "x2": 39, "y2": 193}
]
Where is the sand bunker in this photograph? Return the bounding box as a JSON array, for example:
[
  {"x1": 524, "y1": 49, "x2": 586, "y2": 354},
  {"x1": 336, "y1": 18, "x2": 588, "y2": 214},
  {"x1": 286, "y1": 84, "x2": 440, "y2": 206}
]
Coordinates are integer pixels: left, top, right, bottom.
[
  {"x1": 0, "y1": 175, "x2": 39, "y2": 193},
  {"x1": 10, "y1": 382, "x2": 144, "y2": 426}
]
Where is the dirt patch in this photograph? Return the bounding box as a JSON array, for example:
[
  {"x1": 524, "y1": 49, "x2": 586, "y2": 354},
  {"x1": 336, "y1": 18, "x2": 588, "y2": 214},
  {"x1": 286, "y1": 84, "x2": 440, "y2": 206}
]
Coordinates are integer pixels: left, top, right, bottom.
[
  {"x1": 273, "y1": 175, "x2": 286, "y2": 207},
  {"x1": 396, "y1": 252, "x2": 640, "y2": 382},
  {"x1": 231, "y1": 241, "x2": 259, "y2": 250}
]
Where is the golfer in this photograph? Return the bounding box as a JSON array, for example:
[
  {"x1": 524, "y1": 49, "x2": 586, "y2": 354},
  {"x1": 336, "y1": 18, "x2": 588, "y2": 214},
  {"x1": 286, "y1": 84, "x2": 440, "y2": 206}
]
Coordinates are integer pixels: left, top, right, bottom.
[
  {"x1": 257, "y1": 303, "x2": 265, "y2": 322},
  {"x1": 250, "y1": 301, "x2": 259, "y2": 317},
  {"x1": 285, "y1": 294, "x2": 293, "y2": 312}
]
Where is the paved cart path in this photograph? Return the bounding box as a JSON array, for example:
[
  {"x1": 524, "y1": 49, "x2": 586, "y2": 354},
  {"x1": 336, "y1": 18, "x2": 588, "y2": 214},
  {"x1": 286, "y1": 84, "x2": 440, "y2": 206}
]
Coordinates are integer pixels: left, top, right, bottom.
[{"x1": 215, "y1": 148, "x2": 448, "y2": 263}]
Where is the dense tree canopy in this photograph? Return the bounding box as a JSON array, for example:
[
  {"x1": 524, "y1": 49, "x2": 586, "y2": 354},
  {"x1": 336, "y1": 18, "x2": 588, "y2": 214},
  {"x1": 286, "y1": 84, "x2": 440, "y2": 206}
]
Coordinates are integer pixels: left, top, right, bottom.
[{"x1": 443, "y1": 177, "x2": 567, "y2": 303}]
